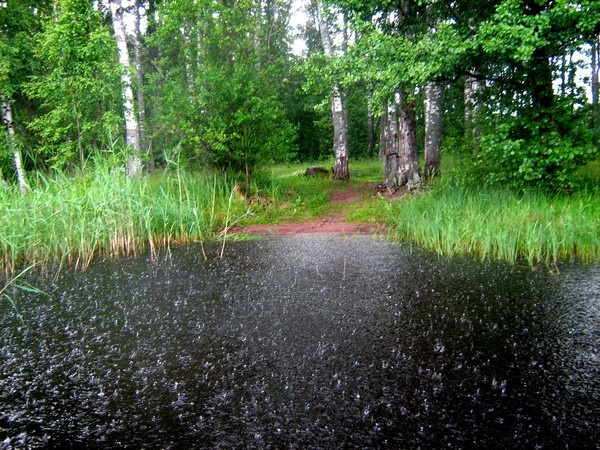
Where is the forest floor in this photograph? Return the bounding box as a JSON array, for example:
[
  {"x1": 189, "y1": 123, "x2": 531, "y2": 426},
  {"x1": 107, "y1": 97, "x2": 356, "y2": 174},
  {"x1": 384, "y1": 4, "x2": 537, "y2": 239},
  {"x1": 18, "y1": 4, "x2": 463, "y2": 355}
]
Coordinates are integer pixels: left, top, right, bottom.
[{"x1": 231, "y1": 181, "x2": 408, "y2": 235}]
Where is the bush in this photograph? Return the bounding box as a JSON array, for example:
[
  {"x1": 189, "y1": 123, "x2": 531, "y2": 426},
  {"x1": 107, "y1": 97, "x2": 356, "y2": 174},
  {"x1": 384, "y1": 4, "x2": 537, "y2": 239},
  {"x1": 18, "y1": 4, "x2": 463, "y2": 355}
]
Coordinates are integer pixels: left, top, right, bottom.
[{"x1": 476, "y1": 115, "x2": 597, "y2": 191}]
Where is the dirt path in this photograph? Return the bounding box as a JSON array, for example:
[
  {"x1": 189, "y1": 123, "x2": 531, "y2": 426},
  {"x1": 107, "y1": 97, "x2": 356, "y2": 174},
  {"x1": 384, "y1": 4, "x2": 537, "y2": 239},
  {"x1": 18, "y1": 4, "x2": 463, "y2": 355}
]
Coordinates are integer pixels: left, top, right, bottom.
[{"x1": 231, "y1": 182, "x2": 390, "y2": 235}]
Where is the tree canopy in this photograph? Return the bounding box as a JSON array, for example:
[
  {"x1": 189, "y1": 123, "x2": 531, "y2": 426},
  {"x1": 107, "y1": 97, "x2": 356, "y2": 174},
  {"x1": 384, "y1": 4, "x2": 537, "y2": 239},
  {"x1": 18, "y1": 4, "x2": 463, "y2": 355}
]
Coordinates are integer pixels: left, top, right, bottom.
[{"x1": 0, "y1": 0, "x2": 598, "y2": 190}]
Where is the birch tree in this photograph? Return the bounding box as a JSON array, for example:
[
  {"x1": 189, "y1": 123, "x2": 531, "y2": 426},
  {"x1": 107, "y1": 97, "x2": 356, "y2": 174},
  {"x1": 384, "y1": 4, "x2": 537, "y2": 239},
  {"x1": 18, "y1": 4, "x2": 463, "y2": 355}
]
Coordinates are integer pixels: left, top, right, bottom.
[
  {"x1": 423, "y1": 2, "x2": 442, "y2": 177},
  {"x1": 110, "y1": 0, "x2": 142, "y2": 177},
  {"x1": 381, "y1": 102, "x2": 398, "y2": 189},
  {"x1": 593, "y1": 35, "x2": 599, "y2": 148},
  {"x1": 424, "y1": 82, "x2": 443, "y2": 177},
  {"x1": 464, "y1": 74, "x2": 482, "y2": 150},
  {"x1": 1, "y1": 101, "x2": 28, "y2": 194},
  {"x1": 317, "y1": 2, "x2": 349, "y2": 180},
  {"x1": 133, "y1": 0, "x2": 151, "y2": 169},
  {"x1": 0, "y1": 0, "x2": 40, "y2": 192}
]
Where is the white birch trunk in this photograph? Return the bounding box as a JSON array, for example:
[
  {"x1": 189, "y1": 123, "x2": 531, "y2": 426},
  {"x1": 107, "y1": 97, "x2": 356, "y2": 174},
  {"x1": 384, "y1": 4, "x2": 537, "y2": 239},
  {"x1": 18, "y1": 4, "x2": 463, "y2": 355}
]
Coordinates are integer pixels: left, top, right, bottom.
[
  {"x1": 383, "y1": 100, "x2": 399, "y2": 188},
  {"x1": 424, "y1": 82, "x2": 443, "y2": 177},
  {"x1": 110, "y1": 0, "x2": 142, "y2": 177},
  {"x1": 592, "y1": 36, "x2": 599, "y2": 147},
  {"x1": 318, "y1": 5, "x2": 349, "y2": 180},
  {"x1": 254, "y1": 0, "x2": 262, "y2": 66},
  {"x1": 2, "y1": 100, "x2": 28, "y2": 194},
  {"x1": 133, "y1": 0, "x2": 151, "y2": 170},
  {"x1": 465, "y1": 74, "x2": 482, "y2": 150}
]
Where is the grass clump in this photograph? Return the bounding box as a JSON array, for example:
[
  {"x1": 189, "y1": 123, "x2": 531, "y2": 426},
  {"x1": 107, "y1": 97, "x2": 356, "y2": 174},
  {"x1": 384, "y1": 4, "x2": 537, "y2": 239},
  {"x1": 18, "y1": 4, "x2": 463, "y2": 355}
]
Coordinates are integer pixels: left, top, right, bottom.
[
  {"x1": 0, "y1": 165, "x2": 246, "y2": 273},
  {"x1": 387, "y1": 183, "x2": 599, "y2": 265}
]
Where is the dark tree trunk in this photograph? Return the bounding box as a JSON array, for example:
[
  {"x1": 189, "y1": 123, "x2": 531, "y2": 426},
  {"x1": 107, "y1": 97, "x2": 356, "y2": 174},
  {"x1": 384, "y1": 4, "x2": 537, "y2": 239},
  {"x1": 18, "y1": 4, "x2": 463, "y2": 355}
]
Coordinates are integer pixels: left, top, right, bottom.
[
  {"x1": 397, "y1": 90, "x2": 421, "y2": 189},
  {"x1": 531, "y1": 48, "x2": 554, "y2": 113}
]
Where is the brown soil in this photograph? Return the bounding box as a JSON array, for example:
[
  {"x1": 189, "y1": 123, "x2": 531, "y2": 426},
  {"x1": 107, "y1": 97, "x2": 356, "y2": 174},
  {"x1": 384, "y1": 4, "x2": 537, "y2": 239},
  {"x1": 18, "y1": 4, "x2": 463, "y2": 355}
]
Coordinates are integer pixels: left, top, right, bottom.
[{"x1": 231, "y1": 181, "x2": 404, "y2": 236}]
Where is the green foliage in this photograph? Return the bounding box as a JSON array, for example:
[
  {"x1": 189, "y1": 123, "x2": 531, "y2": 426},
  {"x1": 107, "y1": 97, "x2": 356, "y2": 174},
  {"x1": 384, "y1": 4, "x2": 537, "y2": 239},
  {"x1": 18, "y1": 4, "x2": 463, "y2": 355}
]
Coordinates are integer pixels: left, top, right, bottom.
[
  {"x1": 147, "y1": 0, "x2": 297, "y2": 174},
  {"x1": 477, "y1": 118, "x2": 597, "y2": 190},
  {"x1": 25, "y1": 0, "x2": 122, "y2": 170},
  {"x1": 0, "y1": 0, "x2": 48, "y2": 178},
  {"x1": 331, "y1": 0, "x2": 600, "y2": 189},
  {"x1": 0, "y1": 0, "x2": 42, "y2": 98},
  {"x1": 284, "y1": 62, "x2": 332, "y2": 161},
  {"x1": 478, "y1": 103, "x2": 597, "y2": 190}
]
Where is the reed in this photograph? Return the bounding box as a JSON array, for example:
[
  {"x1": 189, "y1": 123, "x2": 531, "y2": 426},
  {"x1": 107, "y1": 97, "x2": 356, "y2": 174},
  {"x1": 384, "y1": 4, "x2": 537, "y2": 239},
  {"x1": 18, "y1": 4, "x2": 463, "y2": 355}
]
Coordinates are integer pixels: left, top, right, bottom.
[
  {"x1": 0, "y1": 264, "x2": 48, "y2": 324},
  {"x1": 387, "y1": 184, "x2": 600, "y2": 265},
  {"x1": 0, "y1": 166, "x2": 245, "y2": 273}
]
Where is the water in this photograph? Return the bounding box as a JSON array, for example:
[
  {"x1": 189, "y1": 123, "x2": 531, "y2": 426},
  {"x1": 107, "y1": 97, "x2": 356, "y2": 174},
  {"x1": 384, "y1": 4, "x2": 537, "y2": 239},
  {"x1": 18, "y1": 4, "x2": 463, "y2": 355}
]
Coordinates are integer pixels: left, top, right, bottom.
[{"x1": 1, "y1": 235, "x2": 598, "y2": 448}]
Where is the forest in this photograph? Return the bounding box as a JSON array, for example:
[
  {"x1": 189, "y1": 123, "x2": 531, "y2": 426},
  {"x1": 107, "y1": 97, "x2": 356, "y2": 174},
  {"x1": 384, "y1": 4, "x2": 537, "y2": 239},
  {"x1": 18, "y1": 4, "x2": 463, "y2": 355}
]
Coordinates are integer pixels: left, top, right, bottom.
[{"x1": 1, "y1": 0, "x2": 599, "y2": 270}]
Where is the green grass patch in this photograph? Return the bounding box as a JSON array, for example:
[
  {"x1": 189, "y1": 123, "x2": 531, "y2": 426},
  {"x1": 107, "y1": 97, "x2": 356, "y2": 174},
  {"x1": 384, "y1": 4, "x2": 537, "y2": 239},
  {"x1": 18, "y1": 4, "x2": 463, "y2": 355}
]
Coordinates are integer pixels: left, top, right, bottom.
[
  {"x1": 244, "y1": 158, "x2": 384, "y2": 225},
  {"x1": 0, "y1": 166, "x2": 246, "y2": 273},
  {"x1": 387, "y1": 183, "x2": 600, "y2": 265}
]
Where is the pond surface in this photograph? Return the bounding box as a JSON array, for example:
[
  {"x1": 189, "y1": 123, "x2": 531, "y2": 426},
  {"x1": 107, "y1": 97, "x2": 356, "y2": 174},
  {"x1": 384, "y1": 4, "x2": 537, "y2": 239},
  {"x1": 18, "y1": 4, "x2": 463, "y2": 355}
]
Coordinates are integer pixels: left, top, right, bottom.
[{"x1": 1, "y1": 235, "x2": 598, "y2": 448}]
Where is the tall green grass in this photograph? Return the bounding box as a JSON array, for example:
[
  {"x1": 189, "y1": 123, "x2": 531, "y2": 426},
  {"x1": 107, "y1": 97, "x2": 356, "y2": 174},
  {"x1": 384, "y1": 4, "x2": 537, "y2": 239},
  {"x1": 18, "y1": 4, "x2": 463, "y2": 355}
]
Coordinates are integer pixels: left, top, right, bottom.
[
  {"x1": 387, "y1": 184, "x2": 600, "y2": 265},
  {"x1": 0, "y1": 166, "x2": 245, "y2": 273},
  {"x1": 2, "y1": 155, "x2": 597, "y2": 272}
]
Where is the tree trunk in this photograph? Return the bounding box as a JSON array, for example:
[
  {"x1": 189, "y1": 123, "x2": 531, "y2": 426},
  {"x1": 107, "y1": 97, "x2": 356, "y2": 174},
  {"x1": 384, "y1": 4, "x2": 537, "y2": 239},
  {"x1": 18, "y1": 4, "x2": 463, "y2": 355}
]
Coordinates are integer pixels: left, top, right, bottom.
[
  {"x1": 330, "y1": 85, "x2": 349, "y2": 180},
  {"x1": 367, "y1": 92, "x2": 375, "y2": 157},
  {"x1": 464, "y1": 74, "x2": 482, "y2": 151},
  {"x1": 318, "y1": 4, "x2": 349, "y2": 180},
  {"x1": 593, "y1": 36, "x2": 599, "y2": 147},
  {"x1": 531, "y1": 48, "x2": 554, "y2": 113},
  {"x1": 254, "y1": 0, "x2": 262, "y2": 66},
  {"x1": 110, "y1": 0, "x2": 142, "y2": 177},
  {"x1": 382, "y1": 101, "x2": 399, "y2": 189},
  {"x1": 134, "y1": 0, "x2": 152, "y2": 170},
  {"x1": 379, "y1": 108, "x2": 386, "y2": 159},
  {"x1": 424, "y1": 82, "x2": 443, "y2": 178},
  {"x1": 397, "y1": 90, "x2": 421, "y2": 189},
  {"x1": 2, "y1": 100, "x2": 28, "y2": 194}
]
